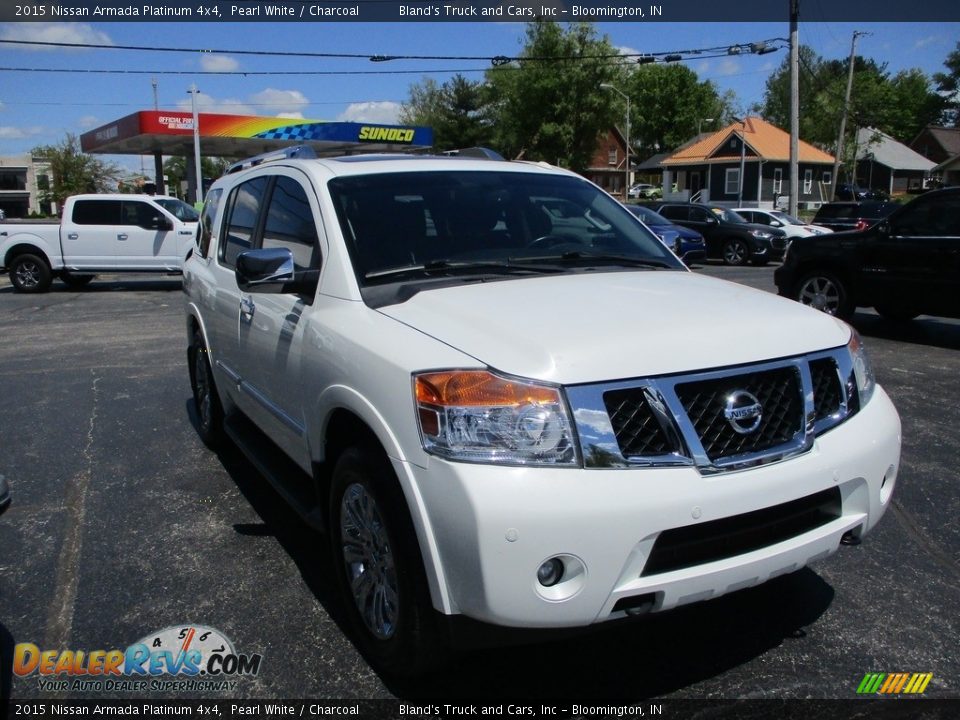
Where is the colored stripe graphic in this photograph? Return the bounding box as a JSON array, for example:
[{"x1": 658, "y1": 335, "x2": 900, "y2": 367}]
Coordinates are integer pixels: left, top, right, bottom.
[{"x1": 857, "y1": 672, "x2": 932, "y2": 694}]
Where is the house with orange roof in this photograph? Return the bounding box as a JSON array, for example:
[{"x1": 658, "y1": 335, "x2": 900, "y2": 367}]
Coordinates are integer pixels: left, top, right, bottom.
[{"x1": 658, "y1": 117, "x2": 835, "y2": 207}]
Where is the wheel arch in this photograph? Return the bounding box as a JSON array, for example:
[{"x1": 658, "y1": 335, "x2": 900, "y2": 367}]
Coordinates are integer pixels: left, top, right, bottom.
[
  {"x1": 316, "y1": 399, "x2": 455, "y2": 615},
  {"x1": 3, "y1": 242, "x2": 53, "y2": 270}
]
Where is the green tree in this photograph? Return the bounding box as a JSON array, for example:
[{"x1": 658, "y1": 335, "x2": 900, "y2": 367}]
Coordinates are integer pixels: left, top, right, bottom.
[
  {"x1": 933, "y1": 41, "x2": 960, "y2": 126},
  {"x1": 484, "y1": 22, "x2": 623, "y2": 172},
  {"x1": 623, "y1": 63, "x2": 734, "y2": 156},
  {"x1": 400, "y1": 74, "x2": 494, "y2": 151},
  {"x1": 761, "y1": 47, "x2": 944, "y2": 148},
  {"x1": 162, "y1": 155, "x2": 230, "y2": 198},
  {"x1": 31, "y1": 133, "x2": 121, "y2": 208}
]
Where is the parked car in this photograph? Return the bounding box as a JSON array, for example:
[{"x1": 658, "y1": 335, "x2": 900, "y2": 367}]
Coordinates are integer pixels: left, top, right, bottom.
[
  {"x1": 649, "y1": 202, "x2": 788, "y2": 265},
  {"x1": 775, "y1": 187, "x2": 960, "y2": 321},
  {"x1": 627, "y1": 183, "x2": 658, "y2": 199},
  {"x1": 184, "y1": 146, "x2": 899, "y2": 676},
  {"x1": 733, "y1": 208, "x2": 831, "y2": 239},
  {"x1": 0, "y1": 474, "x2": 10, "y2": 516},
  {"x1": 0, "y1": 194, "x2": 199, "y2": 292},
  {"x1": 622, "y1": 203, "x2": 706, "y2": 262},
  {"x1": 833, "y1": 184, "x2": 887, "y2": 201},
  {"x1": 811, "y1": 201, "x2": 899, "y2": 233}
]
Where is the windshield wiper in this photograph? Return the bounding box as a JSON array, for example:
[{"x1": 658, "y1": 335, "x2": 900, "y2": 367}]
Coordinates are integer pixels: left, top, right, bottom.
[
  {"x1": 514, "y1": 251, "x2": 674, "y2": 269},
  {"x1": 364, "y1": 258, "x2": 564, "y2": 280}
]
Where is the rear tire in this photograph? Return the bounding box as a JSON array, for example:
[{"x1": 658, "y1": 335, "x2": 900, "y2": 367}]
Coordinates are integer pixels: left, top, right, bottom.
[
  {"x1": 188, "y1": 329, "x2": 224, "y2": 449},
  {"x1": 9, "y1": 253, "x2": 52, "y2": 293},
  {"x1": 722, "y1": 238, "x2": 749, "y2": 266},
  {"x1": 329, "y1": 445, "x2": 445, "y2": 678},
  {"x1": 794, "y1": 270, "x2": 853, "y2": 319},
  {"x1": 875, "y1": 305, "x2": 919, "y2": 323}
]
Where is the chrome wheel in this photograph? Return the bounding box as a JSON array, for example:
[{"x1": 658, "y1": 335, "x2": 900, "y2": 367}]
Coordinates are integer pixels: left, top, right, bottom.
[
  {"x1": 722, "y1": 239, "x2": 748, "y2": 266},
  {"x1": 797, "y1": 275, "x2": 841, "y2": 314},
  {"x1": 15, "y1": 260, "x2": 41, "y2": 289},
  {"x1": 339, "y1": 482, "x2": 399, "y2": 640}
]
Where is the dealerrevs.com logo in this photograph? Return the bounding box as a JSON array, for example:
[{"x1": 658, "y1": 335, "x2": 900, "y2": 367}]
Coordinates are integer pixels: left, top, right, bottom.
[{"x1": 14, "y1": 625, "x2": 262, "y2": 693}]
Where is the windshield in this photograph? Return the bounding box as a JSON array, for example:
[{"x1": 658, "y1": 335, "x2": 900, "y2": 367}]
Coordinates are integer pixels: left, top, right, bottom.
[
  {"x1": 154, "y1": 197, "x2": 200, "y2": 222},
  {"x1": 770, "y1": 211, "x2": 804, "y2": 225},
  {"x1": 329, "y1": 171, "x2": 684, "y2": 289},
  {"x1": 710, "y1": 207, "x2": 748, "y2": 223},
  {"x1": 624, "y1": 204, "x2": 670, "y2": 226}
]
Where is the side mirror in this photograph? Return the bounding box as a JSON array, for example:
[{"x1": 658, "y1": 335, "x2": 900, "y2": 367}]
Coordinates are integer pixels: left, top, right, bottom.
[
  {"x1": 145, "y1": 215, "x2": 173, "y2": 231},
  {"x1": 236, "y1": 248, "x2": 295, "y2": 293},
  {"x1": 770, "y1": 220, "x2": 782, "y2": 227},
  {"x1": 705, "y1": 216, "x2": 718, "y2": 224}
]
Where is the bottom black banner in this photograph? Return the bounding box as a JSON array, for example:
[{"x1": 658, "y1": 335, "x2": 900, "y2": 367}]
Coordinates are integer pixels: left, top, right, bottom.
[{"x1": 2, "y1": 699, "x2": 959, "y2": 720}]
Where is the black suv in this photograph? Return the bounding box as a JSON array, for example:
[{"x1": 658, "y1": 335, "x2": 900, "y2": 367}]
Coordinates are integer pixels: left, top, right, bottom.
[
  {"x1": 833, "y1": 184, "x2": 888, "y2": 201},
  {"x1": 812, "y1": 201, "x2": 898, "y2": 233},
  {"x1": 650, "y1": 202, "x2": 787, "y2": 266},
  {"x1": 775, "y1": 188, "x2": 960, "y2": 321}
]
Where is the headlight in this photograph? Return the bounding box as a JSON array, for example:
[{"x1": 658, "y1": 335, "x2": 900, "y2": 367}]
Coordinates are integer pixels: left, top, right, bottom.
[
  {"x1": 846, "y1": 330, "x2": 876, "y2": 408},
  {"x1": 749, "y1": 230, "x2": 772, "y2": 238},
  {"x1": 414, "y1": 369, "x2": 577, "y2": 466}
]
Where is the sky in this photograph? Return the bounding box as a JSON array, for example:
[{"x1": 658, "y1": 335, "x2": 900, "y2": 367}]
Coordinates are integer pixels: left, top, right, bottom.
[{"x1": 0, "y1": 18, "x2": 957, "y2": 174}]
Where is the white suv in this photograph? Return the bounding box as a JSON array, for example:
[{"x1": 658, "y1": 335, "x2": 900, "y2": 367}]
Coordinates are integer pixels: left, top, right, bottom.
[{"x1": 183, "y1": 147, "x2": 901, "y2": 675}]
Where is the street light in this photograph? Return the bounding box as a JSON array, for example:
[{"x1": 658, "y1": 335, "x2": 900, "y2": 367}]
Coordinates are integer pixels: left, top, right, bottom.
[{"x1": 600, "y1": 83, "x2": 630, "y2": 199}]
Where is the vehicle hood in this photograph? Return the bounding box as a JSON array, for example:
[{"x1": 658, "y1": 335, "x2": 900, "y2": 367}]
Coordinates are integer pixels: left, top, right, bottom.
[
  {"x1": 377, "y1": 270, "x2": 851, "y2": 385},
  {"x1": 667, "y1": 224, "x2": 703, "y2": 241},
  {"x1": 743, "y1": 222, "x2": 787, "y2": 237}
]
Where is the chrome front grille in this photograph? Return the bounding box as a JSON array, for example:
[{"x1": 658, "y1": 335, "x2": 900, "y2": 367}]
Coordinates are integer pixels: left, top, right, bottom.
[
  {"x1": 674, "y1": 366, "x2": 803, "y2": 462},
  {"x1": 568, "y1": 347, "x2": 861, "y2": 474}
]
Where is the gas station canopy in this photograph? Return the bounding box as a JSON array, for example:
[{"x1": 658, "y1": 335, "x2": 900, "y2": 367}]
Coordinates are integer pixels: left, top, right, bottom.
[{"x1": 80, "y1": 110, "x2": 433, "y2": 158}]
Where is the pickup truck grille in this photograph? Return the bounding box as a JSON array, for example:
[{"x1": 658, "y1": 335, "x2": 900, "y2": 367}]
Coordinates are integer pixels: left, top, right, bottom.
[{"x1": 569, "y1": 347, "x2": 861, "y2": 473}]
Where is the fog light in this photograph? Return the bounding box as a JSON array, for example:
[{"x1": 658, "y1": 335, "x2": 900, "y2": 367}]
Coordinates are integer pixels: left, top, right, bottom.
[{"x1": 537, "y1": 558, "x2": 564, "y2": 587}]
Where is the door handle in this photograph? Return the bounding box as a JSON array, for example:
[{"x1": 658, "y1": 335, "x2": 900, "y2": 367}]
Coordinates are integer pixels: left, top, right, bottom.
[
  {"x1": 240, "y1": 296, "x2": 255, "y2": 320},
  {"x1": 67, "y1": 233, "x2": 79, "y2": 240},
  {"x1": 117, "y1": 233, "x2": 129, "y2": 240}
]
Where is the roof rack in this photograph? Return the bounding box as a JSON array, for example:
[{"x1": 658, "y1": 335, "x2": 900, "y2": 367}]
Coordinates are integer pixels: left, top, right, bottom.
[
  {"x1": 440, "y1": 147, "x2": 505, "y2": 161},
  {"x1": 226, "y1": 145, "x2": 317, "y2": 174}
]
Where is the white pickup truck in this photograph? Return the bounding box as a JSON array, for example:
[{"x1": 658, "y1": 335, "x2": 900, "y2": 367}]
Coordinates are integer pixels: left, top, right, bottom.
[{"x1": 1, "y1": 193, "x2": 198, "y2": 292}]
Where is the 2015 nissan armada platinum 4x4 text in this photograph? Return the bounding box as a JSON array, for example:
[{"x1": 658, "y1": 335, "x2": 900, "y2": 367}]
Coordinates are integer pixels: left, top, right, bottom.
[{"x1": 183, "y1": 147, "x2": 901, "y2": 675}]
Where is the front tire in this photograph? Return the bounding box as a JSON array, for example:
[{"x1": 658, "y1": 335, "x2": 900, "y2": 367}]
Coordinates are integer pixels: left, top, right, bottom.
[
  {"x1": 722, "y1": 238, "x2": 749, "y2": 266},
  {"x1": 795, "y1": 270, "x2": 853, "y2": 319},
  {"x1": 188, "y1": 329, "x2": 224, "y2": 449},
  {"x1": 61, "y1": 271, "x2": 95, "y2": 289},
  {"x1": 9, "y1": 253, "x2": 52, "y2": 293},
  {"x1": 330, "y1": 446, "x2": 444, "y2": 678}
]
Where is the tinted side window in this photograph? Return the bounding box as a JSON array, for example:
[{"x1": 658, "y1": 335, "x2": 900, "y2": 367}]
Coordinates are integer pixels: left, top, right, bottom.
[
  {"x1": 221, "y1": 176, "x2": 269, "y2": 268},
  {"x1": 658, "y1": 205, "x2": 687, "y2": 221},
  {"x1": 197, "y1": 188, "x2": 223, "y2": 259},
  {"x1": 688, "y1": 207, "x2": 712, "y2": 222},
  {"x1": 121, "y1": 201, "x2": 159, "y2": 227},
  {"x1": 894, "y1": 196, "x2": 960, "y2": 236},
  {"x1": 72, "y1": 200, "x2": 121, "y2": 225},
  {"x1": 261, "y1": 177, "x2": 320, "y2": 270}
]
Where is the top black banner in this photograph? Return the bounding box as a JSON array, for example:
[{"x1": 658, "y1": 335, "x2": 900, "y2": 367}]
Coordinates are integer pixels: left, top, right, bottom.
[{"x1": 2, "y1": 0, "x2": 959, "y2": 23}]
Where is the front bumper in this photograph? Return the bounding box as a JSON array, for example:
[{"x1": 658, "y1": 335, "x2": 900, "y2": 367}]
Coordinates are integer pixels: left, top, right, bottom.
[{"x1": 411, "y1": 387, "x2": 900, "y2": 628}]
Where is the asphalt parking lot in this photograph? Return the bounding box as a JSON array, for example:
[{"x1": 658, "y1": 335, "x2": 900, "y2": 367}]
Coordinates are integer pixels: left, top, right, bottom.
[{"x1": 0, "y1": 264, "x2": 958, "y2": 706}]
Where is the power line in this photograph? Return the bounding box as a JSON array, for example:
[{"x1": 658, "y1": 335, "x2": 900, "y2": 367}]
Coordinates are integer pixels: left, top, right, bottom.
[{"x1": 0, "y1": 37, "x2": 788, "y2": 65}]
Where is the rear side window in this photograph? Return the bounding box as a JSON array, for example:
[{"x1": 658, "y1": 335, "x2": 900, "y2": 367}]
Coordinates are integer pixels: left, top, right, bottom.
[
  {"x1": 658, "y1": 205, "x2": 688, "y2": 221},
  {"x1": 72, "y1": 200, "x2": 121, "y2": 225},
  {"x1": 197, "y1": 188, "x2": 223, "y2": 259},
  {"x1": 220, "y1": 177, "x2": 269, "y2": 268},
  {"x1": 261, "y1": 177, "x2": 320, "y2": 270}
]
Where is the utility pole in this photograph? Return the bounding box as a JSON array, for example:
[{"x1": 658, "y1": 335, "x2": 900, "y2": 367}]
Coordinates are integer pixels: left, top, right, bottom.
[
  {"x1": 832, "y1": 30, "x2": 869, "y2": 200},
  {"x1": 788, "y1": 0, "x2": 799, "y2": 215}
]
